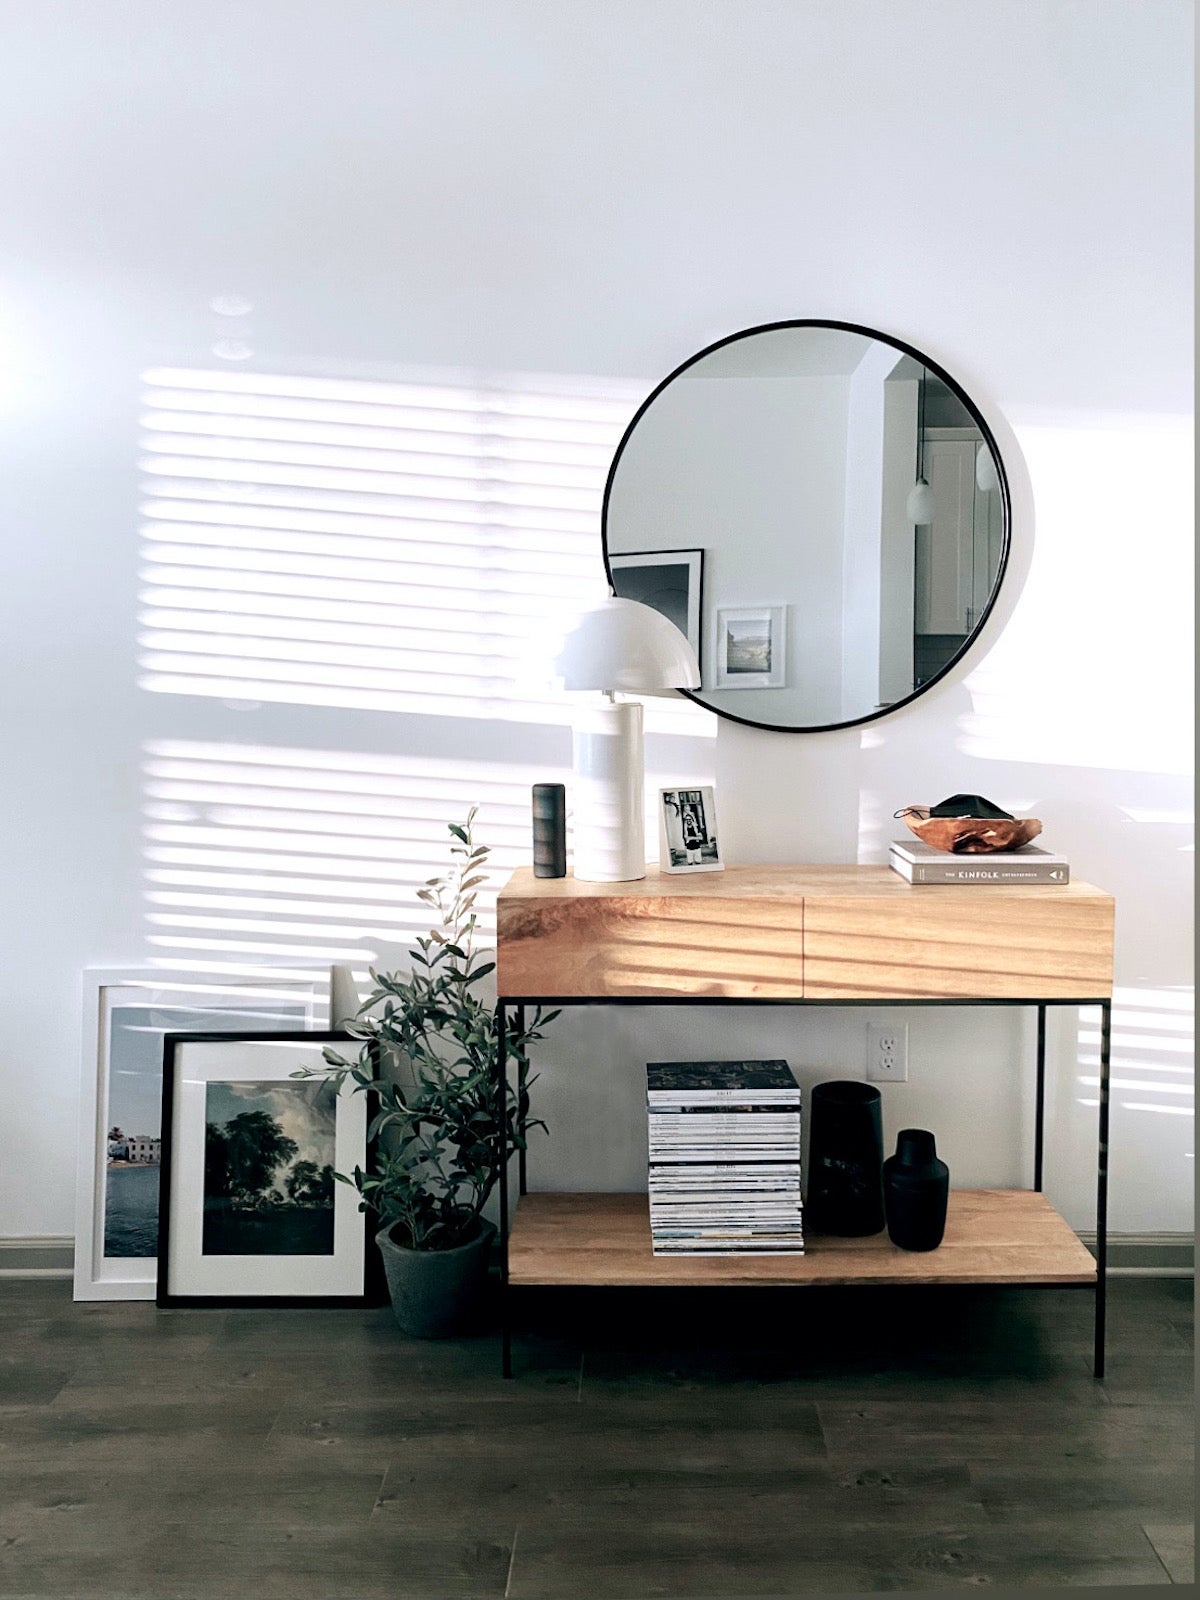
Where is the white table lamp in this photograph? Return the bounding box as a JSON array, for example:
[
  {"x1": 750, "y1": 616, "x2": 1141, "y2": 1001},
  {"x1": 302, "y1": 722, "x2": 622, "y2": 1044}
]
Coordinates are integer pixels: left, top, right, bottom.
[{"x1": 555, "y1": 597, "x2": 700, "y2": 882}]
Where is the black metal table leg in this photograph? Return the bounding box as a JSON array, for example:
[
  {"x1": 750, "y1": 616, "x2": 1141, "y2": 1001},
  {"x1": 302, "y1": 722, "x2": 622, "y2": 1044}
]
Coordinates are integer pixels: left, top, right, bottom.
[
  {"x1": 516, "y1": 1004, "x2": 528, "y2": 1197},
  {"x1": 1034, "y1": 1004, "x2": 1047, "y2": 1191},
  {"x1": 1094, "y1": 998, "x2": 1111, "y2": 1380},
  {"x1": 496, "y1": 1001, "x2": 512, "y2": 1379}
]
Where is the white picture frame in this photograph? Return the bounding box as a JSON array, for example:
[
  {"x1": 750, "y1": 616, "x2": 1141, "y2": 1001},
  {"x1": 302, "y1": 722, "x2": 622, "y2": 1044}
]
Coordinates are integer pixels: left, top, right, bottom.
[
  {"x1": 158, "y1": 1034, "x2": 368, "y2": 1306},
  {"x1": 74, "y1": 968, "x2": 319, "y2": 1301},
  {"x1": 609, "y1": 548, "x2": 703, "y2": 665},
  {"x1": 658, "y1": 786, "x2": 724, "y2": 874},
  {"x1": 714, "y1": 605, "x2": 787, "y2": 689}
]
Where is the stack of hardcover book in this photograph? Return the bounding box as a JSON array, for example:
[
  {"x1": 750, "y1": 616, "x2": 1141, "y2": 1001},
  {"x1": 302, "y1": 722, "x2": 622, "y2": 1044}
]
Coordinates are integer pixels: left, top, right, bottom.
[
  {"x1": 645, "y1": 1060, "x2": 804, "y2": 1255},
  {"x1": 889, "y1": 839, "x2": 1070, "y2": 885}
]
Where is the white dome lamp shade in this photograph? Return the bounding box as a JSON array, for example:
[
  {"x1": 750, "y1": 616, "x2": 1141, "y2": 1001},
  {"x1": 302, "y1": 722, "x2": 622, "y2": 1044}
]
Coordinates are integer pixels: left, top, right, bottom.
[
  {"x1": 554, "y1": 597, "x2": 701, "y2": 883},
  {"x1": 906, "y1": 366, "x2": 935, "y2": 526},
  {"x1": 555, "y1": 596, "x2": 700, "y2": 693}
]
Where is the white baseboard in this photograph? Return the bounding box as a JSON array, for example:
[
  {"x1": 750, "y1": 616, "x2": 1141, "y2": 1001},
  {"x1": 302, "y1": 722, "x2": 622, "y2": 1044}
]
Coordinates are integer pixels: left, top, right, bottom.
[
  {"x1": 1, "y1": 1233, "x2": 1193, "y2": 1281},
  {"x1": 1078, "y1": 1231, "x2": 1194, "y2": 1278},
  {"x1": 0, "y1": 1236, "x2": 74, "y2": 1277}
]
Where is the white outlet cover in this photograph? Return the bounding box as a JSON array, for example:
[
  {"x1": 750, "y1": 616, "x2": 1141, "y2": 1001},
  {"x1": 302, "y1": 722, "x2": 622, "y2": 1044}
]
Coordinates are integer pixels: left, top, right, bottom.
[{"x1": 867, "y1": 1020, "x2": 909, "y2": 1082}]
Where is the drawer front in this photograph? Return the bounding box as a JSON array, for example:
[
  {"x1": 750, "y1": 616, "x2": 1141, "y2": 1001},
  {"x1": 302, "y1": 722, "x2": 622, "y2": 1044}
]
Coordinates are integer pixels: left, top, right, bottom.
[
  {"x1": 497, "y1": 894, "x2": 805, "y2": 999},
  {"x1": 803, "y1": 893, "x2": 1114, "y2": 1000}
]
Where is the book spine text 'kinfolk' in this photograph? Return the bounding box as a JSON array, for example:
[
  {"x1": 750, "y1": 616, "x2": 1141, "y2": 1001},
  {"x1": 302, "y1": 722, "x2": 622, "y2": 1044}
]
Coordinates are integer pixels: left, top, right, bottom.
[{"x1": 890, "y1": 852, "x2": 1069, "y2": 885}]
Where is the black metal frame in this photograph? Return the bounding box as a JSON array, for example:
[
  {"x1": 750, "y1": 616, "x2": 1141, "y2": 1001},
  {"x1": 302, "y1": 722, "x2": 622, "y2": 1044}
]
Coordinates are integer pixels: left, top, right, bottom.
[
  {"x1": 600, "y1": 317, "x2": 1013, "y2": 736},
  {"x1": 157, "y1": 1030, "x2": 383, "y2": 1309},
  {"x1": 607, "y1": 546, "x2": 705, "y2": 664},
  {"x1": 494, "y1": 997, "x2": 1111, "y2": 1381}
]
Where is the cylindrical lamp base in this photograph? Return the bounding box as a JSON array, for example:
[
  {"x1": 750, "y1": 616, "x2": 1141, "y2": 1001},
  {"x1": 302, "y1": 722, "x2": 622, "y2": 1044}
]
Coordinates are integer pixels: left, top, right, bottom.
[{"x1": 572, "y1": 700, "x2": 645, "y2": 882}]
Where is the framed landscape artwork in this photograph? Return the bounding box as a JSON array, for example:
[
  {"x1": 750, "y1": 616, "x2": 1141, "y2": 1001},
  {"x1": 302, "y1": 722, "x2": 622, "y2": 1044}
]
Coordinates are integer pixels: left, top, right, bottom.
[
  {"x1": 74, "y1": 969, "x2": 318, "y2": 1301},
  {"x1": 609, "y1": 548, "x2": 703, "y2": 664},
  {"x1": 713, "y1": 605, "x2": 787, "y2": 689},
  {"x1": 157, "y1": 1033, "x2": 371, "y2": 1307}
]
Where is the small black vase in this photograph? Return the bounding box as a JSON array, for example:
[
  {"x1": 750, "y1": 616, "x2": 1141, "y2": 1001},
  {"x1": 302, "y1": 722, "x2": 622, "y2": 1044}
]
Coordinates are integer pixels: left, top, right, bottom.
[
  {"x1": 883, "y1": 1129, "x2": 950, "y2": 1251},
  {"x1": 806, "y1": 1081, "x2": 885, "y2": 1236}
]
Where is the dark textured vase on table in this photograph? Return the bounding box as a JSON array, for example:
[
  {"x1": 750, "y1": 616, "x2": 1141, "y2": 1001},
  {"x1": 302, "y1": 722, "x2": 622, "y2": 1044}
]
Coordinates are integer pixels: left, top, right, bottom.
[
  {"x1": 532, "y1": 782, "x2": 567, "y2": 877},
  {"x1": 806, "y1": 1080, "x2": 886, "y2": 1235},
  {"x1": 883, "y1": 1128, "x2": 950, "y2": 1251}
]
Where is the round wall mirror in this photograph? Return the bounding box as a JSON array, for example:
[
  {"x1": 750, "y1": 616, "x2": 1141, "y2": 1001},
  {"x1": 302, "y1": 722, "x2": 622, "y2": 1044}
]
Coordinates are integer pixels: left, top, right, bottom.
[{"x1": 602, "y1": 320, "x2": 1011, "y2": 732}]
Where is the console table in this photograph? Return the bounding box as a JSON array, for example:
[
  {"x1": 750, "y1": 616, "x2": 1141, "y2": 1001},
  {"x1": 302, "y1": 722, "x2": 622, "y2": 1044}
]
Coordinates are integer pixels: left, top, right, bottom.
[{"x1": 493, "y1": 864, "x2": 1115, "y2": 1379}]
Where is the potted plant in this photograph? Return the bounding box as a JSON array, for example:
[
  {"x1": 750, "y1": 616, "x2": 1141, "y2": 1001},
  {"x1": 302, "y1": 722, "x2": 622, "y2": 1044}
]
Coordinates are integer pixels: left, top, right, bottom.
[{"x1": 308, "y1": 808, "x2": 557, "y2": 1336}]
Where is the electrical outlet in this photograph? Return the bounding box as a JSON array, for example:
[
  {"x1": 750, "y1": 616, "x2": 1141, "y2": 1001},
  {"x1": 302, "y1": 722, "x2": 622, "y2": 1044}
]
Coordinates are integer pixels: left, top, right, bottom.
[{"x1": 867, "y1": 1021, "x2": 908, "y2": 1082}]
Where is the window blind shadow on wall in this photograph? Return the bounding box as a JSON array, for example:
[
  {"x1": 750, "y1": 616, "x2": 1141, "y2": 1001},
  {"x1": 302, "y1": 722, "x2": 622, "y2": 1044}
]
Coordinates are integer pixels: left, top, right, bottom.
[
  {"x1": 136, "y1": 366, "x2": 712, "y2": 738},
  {"x1": 133, "y1": 364, "x2": 716, "y2": 978},
  {"x1": 1076, "y1": 987, "x2": 1195, "y2": 1122},
  {"x1": 140, "y1": 738, "x2": 551, "y2": 979}
]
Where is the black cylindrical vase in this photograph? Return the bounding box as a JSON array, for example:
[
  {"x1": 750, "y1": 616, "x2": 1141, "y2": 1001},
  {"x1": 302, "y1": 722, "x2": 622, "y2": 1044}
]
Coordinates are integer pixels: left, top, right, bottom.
[
  {"x1": 883, "y1": 1128, "x2": 950, "y2": 1251},
  {"x1": 531, "y1": 783, "x2": 567, "y2": 878},
  {"x1": 806, "y1": 1081, "x2": 885, "y2": 1235}
]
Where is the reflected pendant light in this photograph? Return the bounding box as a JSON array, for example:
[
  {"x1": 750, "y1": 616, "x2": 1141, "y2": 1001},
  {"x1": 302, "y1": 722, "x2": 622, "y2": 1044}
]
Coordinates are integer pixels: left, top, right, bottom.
[
  {"x1": 975, "y1": 441, "x2": 999, "y2": 494},
  {"x1": 906, "y1": 367, "x2": 935, "y2": 524}
]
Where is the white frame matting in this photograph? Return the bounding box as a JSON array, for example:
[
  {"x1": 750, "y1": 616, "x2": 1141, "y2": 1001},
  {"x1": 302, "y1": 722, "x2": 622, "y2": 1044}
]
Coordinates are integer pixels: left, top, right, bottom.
[{"x1": 74, "y1": 968, "x2": 319, "y2": 1301}]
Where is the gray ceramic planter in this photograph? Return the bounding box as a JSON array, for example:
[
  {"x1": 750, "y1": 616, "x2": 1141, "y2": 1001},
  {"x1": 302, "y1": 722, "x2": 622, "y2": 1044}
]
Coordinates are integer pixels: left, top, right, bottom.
[{"x1": 375, "y1": 1219, "x2": 496, "y2": 1337}]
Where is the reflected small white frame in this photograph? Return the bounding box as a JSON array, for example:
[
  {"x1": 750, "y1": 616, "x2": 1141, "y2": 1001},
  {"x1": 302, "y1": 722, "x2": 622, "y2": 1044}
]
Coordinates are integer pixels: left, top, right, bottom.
[{"x1": 714, "y1": 605, "x2": 787, "y2": 690}]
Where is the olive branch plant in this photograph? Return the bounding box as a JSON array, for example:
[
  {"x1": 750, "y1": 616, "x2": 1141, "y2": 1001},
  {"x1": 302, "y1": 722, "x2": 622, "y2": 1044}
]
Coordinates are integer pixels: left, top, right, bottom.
[{"x1": 299, "y1": 808, "x2": 558, "y2": 1250}]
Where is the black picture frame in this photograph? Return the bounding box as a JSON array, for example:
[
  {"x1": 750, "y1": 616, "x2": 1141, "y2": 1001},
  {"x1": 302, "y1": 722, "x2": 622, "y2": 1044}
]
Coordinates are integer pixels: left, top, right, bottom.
[
  {"x1": 608, "y1": 546, "x2": 704, "y2": 665},
  {"x1": 601, "y1": 317, "x2": 1012, "y2": 735},
  {"x1": 157, "y1": 1031, "x2": 385, "y2": 1309}
]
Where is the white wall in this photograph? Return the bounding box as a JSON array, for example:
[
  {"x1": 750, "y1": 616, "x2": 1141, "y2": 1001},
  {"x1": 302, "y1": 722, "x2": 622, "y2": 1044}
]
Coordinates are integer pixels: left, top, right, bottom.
[{"x1": 0, "y1": 0, "x2": 1192, "y2": 1238}]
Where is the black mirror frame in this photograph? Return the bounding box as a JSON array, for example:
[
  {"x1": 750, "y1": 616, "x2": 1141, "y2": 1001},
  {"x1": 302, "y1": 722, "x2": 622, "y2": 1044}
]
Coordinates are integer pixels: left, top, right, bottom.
[{"x1": 601, "y1": 318, "x2": 1012, "y2": 735}]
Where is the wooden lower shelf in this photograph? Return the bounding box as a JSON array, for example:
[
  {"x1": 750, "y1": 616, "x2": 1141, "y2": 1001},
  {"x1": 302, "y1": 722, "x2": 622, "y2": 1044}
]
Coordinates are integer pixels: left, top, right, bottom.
[{"x1": 507, "y1": 1190, "x2": 1097, "y2": 1288}]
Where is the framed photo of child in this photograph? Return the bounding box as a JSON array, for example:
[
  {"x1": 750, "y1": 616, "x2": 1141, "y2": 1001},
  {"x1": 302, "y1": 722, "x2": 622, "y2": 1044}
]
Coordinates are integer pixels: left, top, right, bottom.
[{"x1": 658, "y1": 786, "x2": 724, "y2": 874}]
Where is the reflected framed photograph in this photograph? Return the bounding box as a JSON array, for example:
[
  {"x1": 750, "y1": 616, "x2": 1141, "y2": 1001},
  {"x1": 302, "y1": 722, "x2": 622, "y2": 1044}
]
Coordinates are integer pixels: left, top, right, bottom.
[
  {"x1": 714, "y1": 605, "x2": 787, "y2": 689},
  {"x1": 157, "y1": 1033, "x2": 372, "y2": 1307},
  {"x1": 74, "y1": 969, "x2": 319, "y2": 1301},
  {"x1": 609, "y1": 548, "x2": 703, "y2": 664},
  {"x1": 659, "y1": 786, "x2": 724, "y2": 874}
]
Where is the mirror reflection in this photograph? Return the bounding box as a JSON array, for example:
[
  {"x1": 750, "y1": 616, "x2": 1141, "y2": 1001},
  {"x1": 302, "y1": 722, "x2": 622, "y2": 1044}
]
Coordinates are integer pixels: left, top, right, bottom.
[{"x1": 604, "y1": 323, "x2": 1008, "y2": 731}]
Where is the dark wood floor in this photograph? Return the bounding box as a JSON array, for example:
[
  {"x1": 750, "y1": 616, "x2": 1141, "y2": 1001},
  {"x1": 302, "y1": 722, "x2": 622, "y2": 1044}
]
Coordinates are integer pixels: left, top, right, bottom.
[{"x1": 0, "y1": 1274, "x2": 1191, "y2": 1597}]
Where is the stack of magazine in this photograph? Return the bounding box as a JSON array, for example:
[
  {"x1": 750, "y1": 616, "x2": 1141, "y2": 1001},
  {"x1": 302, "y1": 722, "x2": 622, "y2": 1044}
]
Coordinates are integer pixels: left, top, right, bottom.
[{"x1": 646, "y1": 1060, "x2": 804, "y2": 1256}]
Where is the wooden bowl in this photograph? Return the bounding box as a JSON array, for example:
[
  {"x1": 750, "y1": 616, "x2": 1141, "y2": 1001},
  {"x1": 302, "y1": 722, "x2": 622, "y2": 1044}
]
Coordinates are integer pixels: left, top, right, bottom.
[{"x1": 901, "y1": 809, "x2": 1043, "y2": 855}]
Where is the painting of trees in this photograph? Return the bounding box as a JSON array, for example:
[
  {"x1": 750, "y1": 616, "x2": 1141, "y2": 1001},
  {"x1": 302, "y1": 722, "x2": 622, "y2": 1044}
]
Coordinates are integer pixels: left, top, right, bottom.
[
  {"x1": 202, "y1": 1082, "x2": 337, "y2": 1256},
  {"x1": 224, "y1": 1110, "x2": 299, "y2": 1206},
  {"x1": 285, "y1": 1160, "x2": 335, "y2": 1207}
]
